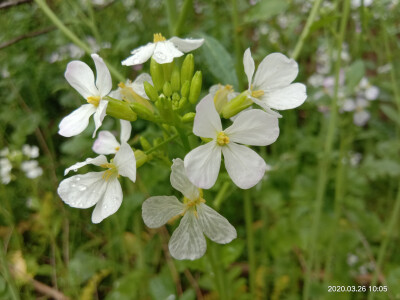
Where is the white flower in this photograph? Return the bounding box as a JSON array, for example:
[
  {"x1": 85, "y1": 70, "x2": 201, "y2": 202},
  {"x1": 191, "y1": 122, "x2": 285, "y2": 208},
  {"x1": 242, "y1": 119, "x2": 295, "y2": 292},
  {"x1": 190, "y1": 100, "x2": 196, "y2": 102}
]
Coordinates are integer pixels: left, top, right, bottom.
[
  {"x1": 0, "y1": 148, "x2": 9, "y2": 157},
  {"x1": 122, "y1": 34, "x2": 204, "y2": 66},
  {"x1": 22, "y1": 145, "x2": 39, "y2": 159},
  {"x1": 92, "y1": 120, "x2": 132, "y2": 155},
  {"x1": 142, "y1": 158, "x2": 236, "y2": 260},
  {"x1": 59, "y1": 54, "x2": 112, "y2": 138},
  {"x1": 0, "y1": 158, "x2": 12, "y2": 184},
  {"x1": 109, "y1": 73, "x2": 153, "y2": 101},
  {"x1": 184, "y1": 95, "x2": 279, "y2": 189},
  {"x1": 341, "y1": 98, "x2": 370, "y2": 126},
  {"x1": 21, "y1": 160, "x2": 43, "y2": 179},
  {"x1": 243, "y1": 48, "x2": 307, "y2": 112},
  {"x1": 57, "y1": 142, "x2": 136, "y2": 223}
]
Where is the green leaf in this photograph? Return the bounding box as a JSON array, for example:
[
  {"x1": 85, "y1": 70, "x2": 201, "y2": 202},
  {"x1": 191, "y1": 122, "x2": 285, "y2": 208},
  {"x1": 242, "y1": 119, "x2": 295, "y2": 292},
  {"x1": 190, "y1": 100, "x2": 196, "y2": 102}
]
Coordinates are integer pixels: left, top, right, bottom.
[
  {"x1": 244, "y1": 0, "x2": 289, "y2": 23},
  {"x1": 196, "y1": 34, "x2": 239, "y2": 90},
  {"x1": 345, "y1": 60, "x2": 365, "y2": 92},
  {"x1": 380, "y1": 104, "x2": 400, "y2": 127}
]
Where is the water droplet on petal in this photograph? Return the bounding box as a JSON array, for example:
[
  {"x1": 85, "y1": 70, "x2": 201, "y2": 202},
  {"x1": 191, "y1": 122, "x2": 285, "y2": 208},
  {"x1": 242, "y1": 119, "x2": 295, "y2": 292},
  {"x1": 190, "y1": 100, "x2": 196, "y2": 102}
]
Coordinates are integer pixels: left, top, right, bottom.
[
  {"x1": 77, "y1": 185, "x2": 87, "y2": 191},
  {"x1": 73, "y1": 168, "x2": 78, "y2": 172},
  {"x1": 153, "y1": 51, "x2": 166, "y2": 61},
  {"x1": 71, "y1": 183, "x2": 76, "y2": 188},
  {"x1": 75, "y1": 176, "x2": 81, "y2": 182}
]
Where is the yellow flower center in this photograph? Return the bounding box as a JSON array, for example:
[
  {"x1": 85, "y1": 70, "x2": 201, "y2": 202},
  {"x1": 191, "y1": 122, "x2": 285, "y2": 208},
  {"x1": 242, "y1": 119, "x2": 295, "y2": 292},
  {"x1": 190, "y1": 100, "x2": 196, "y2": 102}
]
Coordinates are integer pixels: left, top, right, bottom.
[
  {"x1": 87, "y1": 95, "x2": 101, "y2": 107},
  {"x1": 153, "y1": 33, "x2": 166, "y2": 43},
  {"x1": 216, "y1": 131, "x2": 230, "y2": 146},
  {"x1": 100, "y1": 163, "x2": 119, "y2": 181},
  {"x1": 250, "y1": 84, "x2": 264, "y2": 98},
  {"x1": 115, "y1": 146, "x2": 120, "y2": 151},
  {"x1": 183, "y1": 195, "x2": 206, "y2": 218}
]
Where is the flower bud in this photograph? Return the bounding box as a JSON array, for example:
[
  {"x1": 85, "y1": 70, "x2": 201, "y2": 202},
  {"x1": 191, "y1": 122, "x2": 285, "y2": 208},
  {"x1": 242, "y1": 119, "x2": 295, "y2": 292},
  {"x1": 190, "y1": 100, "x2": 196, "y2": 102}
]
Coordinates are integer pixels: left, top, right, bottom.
[
  {"x1": 189, "y1": 71, "x2": 202, "y2": 104},
  {"x1": 162, "y1": 62, "x2": 174, "y2": 82},
  {"x1": 106, "y1": 98, "x2": 137, "y2": 121},
  {"x1": 171, "y1": 66, "x2": 180, "y2": 92},
  {"x1": 181, "y1": 54, "x2": 194, "y2": 86},
  {"x1": 181, "y1": 80, "x2": 190, "y2": 98},
  {"x1": 214, "y1": 84, "x2": 233, "y2": 114},
  {"x1": 181, "y1": 112, "x2": 195, "y2": 123},
  {"x1": 139, "y1": 136, "x2": 152, "y2": 151},
  {"x1": 134, "y1": 150, "x2": 148, "y2": 168},
  {"x1": 221, "y1": 91, "x2": 253, "y2": 119},
  {"x1": 178, "y1": 97, "x2": 187, "y2": 109},
  {"x1": 144, "y1": 81, "x2": 159, "y2": 102},
  {"x1": 130, "y1": 102, "x2": 155, "y2": 122},
  {"x1": 163, "y1": 81, "x2": 172, "y2": 98},
  {"x1": 150, "y1": 58, "x2": 164, "y2": 92}
]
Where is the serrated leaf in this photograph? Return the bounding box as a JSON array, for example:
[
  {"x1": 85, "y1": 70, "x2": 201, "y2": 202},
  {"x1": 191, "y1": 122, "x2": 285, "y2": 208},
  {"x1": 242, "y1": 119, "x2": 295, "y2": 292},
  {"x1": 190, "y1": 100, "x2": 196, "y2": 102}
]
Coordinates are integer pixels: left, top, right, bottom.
[{"x1": 196, "y1": 34, "x2": 239, "y2": 89}]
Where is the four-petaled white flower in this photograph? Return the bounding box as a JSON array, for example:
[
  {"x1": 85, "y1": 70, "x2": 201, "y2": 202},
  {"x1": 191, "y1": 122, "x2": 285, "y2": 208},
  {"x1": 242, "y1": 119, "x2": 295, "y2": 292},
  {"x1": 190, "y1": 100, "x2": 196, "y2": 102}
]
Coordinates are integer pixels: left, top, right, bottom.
[
  {"x1": 59, "y1": 54, "x2": 112, "y2": 138},
  {"x1": 122, "y1": 33, "x2": 204, "y2": 66},
  {"x1": 184, "y1": 95, "x2": 279, "y2": 189},
  {"x1": 142, "y1": 158, "x2": 236, "y2": 260},
  {"x1": 92, "y1": 120, "x2": 132, "y2": 155},
  {"x1": 57, "y1": 142, "x2": 136, "y2": 223},
  {"x1": 109, "y1": 73, "x2": 153, "y2": 101},
  {"x1": 243, "y1": 48, "x2": 307, "y2": 113}
]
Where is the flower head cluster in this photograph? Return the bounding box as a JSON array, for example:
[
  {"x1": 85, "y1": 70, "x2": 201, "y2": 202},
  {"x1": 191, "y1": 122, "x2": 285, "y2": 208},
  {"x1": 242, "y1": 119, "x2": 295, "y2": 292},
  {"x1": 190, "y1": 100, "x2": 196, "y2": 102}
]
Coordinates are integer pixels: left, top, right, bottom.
[{"x1": 142, "y1": 159, "x2": 236, "y2": 260}]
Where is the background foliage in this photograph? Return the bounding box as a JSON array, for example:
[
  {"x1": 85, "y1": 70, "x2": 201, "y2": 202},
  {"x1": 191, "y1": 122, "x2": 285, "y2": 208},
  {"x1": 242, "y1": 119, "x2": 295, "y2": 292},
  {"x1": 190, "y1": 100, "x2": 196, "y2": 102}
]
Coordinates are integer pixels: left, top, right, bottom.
[{"x1": 1, "y1": 0, "x2": 400, "y2": 299}]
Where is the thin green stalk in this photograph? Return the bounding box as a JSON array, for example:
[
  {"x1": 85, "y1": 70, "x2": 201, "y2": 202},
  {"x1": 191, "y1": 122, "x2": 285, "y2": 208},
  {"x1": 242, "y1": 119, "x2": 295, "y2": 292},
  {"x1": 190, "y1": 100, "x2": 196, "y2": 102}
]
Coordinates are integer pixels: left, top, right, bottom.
[
  {"x1": 174, "y1": 0, "x2": 193, "y2": 36},
  {"x1": 213, "y1": 181, "x2": 231, "y2": 210},
  {"x1": 230, "y1": 0, "x2": 244, "y2": 90},
  {"x1": 302, "y1": 0, "x2": 351, "y2": 298},
  {"x1": 244, "y1": 189, "x2": 256, "y2": 298},
  {"x1": 0, "y1": 241, "x2": 20, "y2": 300},
  {"x1": 34, "y1": 0, "x2": 124, "y2": 82},
  {"x1": 144, "y1": 133, "x2": 179, "y2": 155},
  {"x1": 291, "y1": 0, "x2": 323, "y2": 60},
  {"x1": 208, "y1": 243, "x2": 227, "y2": 300},
  {"x1": 175, "y1": 126, "x2": 191, "y2": 151}
]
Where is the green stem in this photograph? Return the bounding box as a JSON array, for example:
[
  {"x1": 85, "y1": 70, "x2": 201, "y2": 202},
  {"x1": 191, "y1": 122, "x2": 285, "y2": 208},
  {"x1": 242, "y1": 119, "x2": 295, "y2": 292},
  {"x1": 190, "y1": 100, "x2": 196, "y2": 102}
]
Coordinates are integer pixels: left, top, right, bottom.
[
  {"x1": 213, "y1": 181, "x2": 231, "y2": 210},
  {"x1": 291, "y1": 0, "x2": 323, "y2": 60},
  {"x1": 144, "y1": 133, "x2": 179, "y2": 155},
  {"x1": 174, "y1": 0, "x2": 193, "y2": 36},
  {"x1": 34, "y1": 0, "x2": 124, "y2": 82},
  {"x1": 208, "y1": 243, "x2": 227, "y2": 300},
  {"x1": 175, "y1": 126, "x2": 191, "y2": 151},
  {"x1": 230, "y1": 0, "x2": 244, "y2": 90},
  {"x1": 244, "y1": 189, "x2": 256, "y2": 298},
  {"x1": 302, "y1": 0, "x2": 350, "y2": 298}
]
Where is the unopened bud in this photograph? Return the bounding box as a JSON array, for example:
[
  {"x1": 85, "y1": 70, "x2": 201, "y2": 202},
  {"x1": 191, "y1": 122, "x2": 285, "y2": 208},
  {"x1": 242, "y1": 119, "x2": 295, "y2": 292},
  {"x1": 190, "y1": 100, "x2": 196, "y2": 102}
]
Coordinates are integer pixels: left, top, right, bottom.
[
  {"x1": 178, "y1": 96, "x2": 187, "y2": 109},
  {"x1": 162, "y1": 62, "x2": 174, "y2": 82},
  {"x1": 134, "y1": 150, "x2": 148, "y2": 168},
  {"x1": 181, "y1": 80, "x2": 190, "y2": 98},
  {"x1": 139, "y1": 136, "x2": 152, "y2": 151},
  {"x1": 181, "y1": 54, "x2": 194, "y2": 86},
  {"x1": 214, "y1": 84, "x2": 233, "y2": 114},
  {"x1": 130, "y1": 102, "x2": 155, "y2": 122},
  {"x1": 221, "y1": 91, "x2": 253, "y2": 119},
  {"x1": 163, "y1": 81, "x2": 172, "y2": 98},
  {"x1": 144, "y1": 81, "x2": 159, "y2": 102},
  {"x1": 106, "y1": 98, "x2": 137, "y2": 121},
  {"x1": 189, "y1": 71, "x2": 202, "y2": 104},
  {"x1": 182, "y1": 112, "x2": 195, "y2": 123},
  {"x1": 150, "y1": 58, "x2": 164, "y2": 92},
  {"x1": 171, "y1": 66, "x2": 180, "y2": 92}
]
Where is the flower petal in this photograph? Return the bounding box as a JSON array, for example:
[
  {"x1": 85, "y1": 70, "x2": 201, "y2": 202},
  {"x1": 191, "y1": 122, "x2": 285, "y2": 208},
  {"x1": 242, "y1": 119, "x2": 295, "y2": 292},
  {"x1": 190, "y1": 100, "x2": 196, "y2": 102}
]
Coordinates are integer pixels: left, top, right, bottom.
[
  {"x1": 222, "y1": 143, "x2": 266, "y2": 189},
  {"x1": 121, "y1": 43, "x2": 155, "y2": 66},
  {"x1": 170, "y1": 158, "x2": 199, "y2": 201},
  {"x1": 57, "y1": 171, "x2": 106, "y2": 209},
  {"x1": 193, "y1": 94, "x2": 222, "y2": 138},
  {"x1": 152, "y1": 41, "x2": 183, "y2": 64},
  {"x1": 91, "y1": 178, "x2": 122, "y2": 223},
  {"x1": 169, "y1": 37, "x2": 204, "y2": 52},
  {"x1": 253, "y1": 53, "x2": 299, "y2": 91},
  {"x1": 91, "y1": 54, "x2": 112, "y2": 97},
  {"x1": 114, "y1": 142, "x2": 136, "y2": 183},
  {"x1": 243, "y1": 48, "x2": 255, "y2": 89},
  {"x1": 64, "y1": 155, "x2": 108, "y2": 175},
  {"x1": 168, "y1": 212, "x2": 206, "y2": 260},
  {"x1": 120, "y1": 120, "x2": 132, "y2": 143},
  {"x1": 92, "y1": 100, "x2": 108, "y2": 138},
  {"x1": 142, "y1": 196, "x2": 184, "y2": 228},
  {"x1": 65, "y1": 61, "x2": 98, "y2": 99},
  {"x1": 261, "y1": 83, "x2": 307, "y2": 110},
  {"x1": 184, "y1": 141, "x2": 221, "y2": 189},
  {"x1": 130, "y1": 73, "x2": 153, "y2": 99},
  {"x1": 92, "y1": 131, "x2": 120, "y2": 155},
  {"x1": 224, "y1": 109, "x2": 279, "y2": 146},
  {"x1": 197, "y1": 203, "x2": 237, "y2": 244},
  {"x1": 353, "y1": 110, "x2": 370, "y2": 126},
  {"x1": 58, "y1": 104, "x2": 97, "y2": 137},
  {"x1": 250, "y1": 97, "x2": 283, "y2": 117}
]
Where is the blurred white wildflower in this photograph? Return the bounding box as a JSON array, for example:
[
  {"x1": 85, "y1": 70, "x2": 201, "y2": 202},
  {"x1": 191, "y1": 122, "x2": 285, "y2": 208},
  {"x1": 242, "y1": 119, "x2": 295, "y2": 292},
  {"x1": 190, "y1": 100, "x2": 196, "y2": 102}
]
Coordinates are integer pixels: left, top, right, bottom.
[
  {"x1": 184, "y1": 95, "x2": 279, "y2": 189},
  {"x1": 142, "y1": 158, "x2": 237, "y2": 260},
  {"x1": 347, "y1": 253, "x2": 359, "y2": 266},
  {"x1": 21, "y1": 160, "x2": 43, "y2": 179},
  {"x1": 351, "y1": 0, "x2": 373, "y2": 8},
  {"x1": 59, "y1": 54, "x2": 112, "y2": 138},
  {"x1": 22, "y1": 145, "x2": 39, "y2": 159},
  {"x1": 122, "y1": 34, "x2": 204, "y2": 65},
  {"x1": 243, "y1": 48, "x2": 307, "y2": 112},
  {"x1": 58, "y1": 142, "x2": 136, "y2": 223},
  {"x1": 0, "y1": 158, "x2": 12, "y2": 184},
  {"x1": 0, "y1": 147, "x2": 9, "y2": 157}
]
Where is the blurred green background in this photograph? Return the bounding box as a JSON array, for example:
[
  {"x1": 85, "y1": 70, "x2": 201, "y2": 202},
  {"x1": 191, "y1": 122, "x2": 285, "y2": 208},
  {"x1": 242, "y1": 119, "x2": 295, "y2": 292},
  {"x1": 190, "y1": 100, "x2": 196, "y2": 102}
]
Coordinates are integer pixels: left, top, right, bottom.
[{"x1": 1, "y1": 0, "x2": 400, "y2": 299}]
